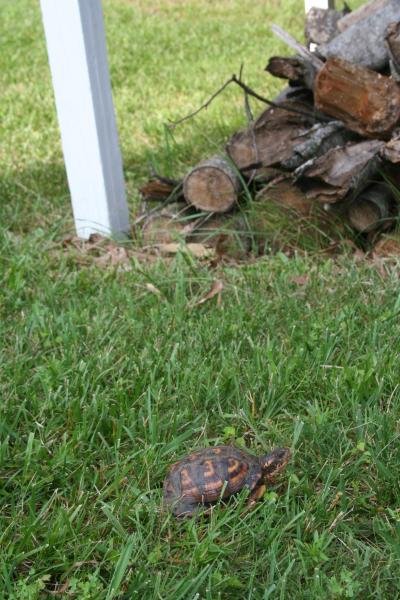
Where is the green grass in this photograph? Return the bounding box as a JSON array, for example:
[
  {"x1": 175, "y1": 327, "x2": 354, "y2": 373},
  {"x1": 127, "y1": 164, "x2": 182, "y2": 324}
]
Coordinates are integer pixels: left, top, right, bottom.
[{"x1": 1, "y1": 0, "x2": 399, "y2": 598}]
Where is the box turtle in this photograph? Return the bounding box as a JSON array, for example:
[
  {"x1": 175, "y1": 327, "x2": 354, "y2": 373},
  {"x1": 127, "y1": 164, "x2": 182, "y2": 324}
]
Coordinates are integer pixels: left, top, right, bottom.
[{"x1": 163, "y1": 445, "x2": 291, "y2": 517}]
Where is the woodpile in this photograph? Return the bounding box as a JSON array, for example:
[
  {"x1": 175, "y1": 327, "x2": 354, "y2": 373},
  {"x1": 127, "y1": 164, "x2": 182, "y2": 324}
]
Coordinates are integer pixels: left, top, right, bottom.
[{"x1": 137, "y1": 0, "x2": 400, "y2": 258}]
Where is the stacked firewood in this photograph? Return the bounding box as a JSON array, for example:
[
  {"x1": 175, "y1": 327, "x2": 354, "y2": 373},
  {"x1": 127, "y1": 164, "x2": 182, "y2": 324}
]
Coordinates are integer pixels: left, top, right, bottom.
[{"x1": 138, "y1": 0, "x2": 400, "y2": 256}]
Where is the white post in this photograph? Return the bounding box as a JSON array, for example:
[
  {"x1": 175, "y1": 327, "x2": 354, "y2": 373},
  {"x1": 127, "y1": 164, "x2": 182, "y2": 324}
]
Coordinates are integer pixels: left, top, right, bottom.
[
  {"x1": 40, "y1": 0, "x2": 130, "y2": 239},
  {"x1": 304, "y1": 0, "x2": 335, "y2": 12}
]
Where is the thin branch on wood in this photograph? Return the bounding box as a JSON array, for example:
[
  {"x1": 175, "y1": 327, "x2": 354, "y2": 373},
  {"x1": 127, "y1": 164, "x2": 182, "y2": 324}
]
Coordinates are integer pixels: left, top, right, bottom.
[
  {"x1": 230, "y1": 76, "x2": 331, "y2": 122},
  {"x1": 244, "y1": 91, "x2": 254, "y2": 124},
  {"x1": 270, "y1": 23, "x2": 324, "y2": 70},
  {"x1": 168, "y1": 77, "x2": 235, "y2": 128},
  {"x1": 169, "y1": 73, "x2": 331, "y2": 129},
  {"x1": 148, "y1": 165, "x2": 181, "y2": 187}
]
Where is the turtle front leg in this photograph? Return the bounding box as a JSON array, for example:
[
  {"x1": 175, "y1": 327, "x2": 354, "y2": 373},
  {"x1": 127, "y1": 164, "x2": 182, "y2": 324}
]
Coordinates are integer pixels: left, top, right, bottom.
[{"x1": 243, "y1": 484, "x2": 267, "y2": 512}]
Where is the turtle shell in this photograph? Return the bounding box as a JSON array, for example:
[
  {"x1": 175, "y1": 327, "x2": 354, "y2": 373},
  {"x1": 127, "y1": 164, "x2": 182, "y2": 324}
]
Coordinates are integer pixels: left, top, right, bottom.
[{"x1": 163, "y1": 445, "x2": 262, "y2": 513}]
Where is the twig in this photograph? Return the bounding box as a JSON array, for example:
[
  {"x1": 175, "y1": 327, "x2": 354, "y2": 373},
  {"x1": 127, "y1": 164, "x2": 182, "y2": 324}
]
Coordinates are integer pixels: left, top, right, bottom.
[
  {"x1": 149, "y1": 165, "x2": 180, "y2": 187},
  {"x1": 271, "y1": 23, "x2": 324, "y2": 70},
  {"x1": 169, "y1": 74, "x2": 330, "y2": 129},
  {"x1": 238, "y1": 65, "x2": 257, "y2": 184},
  {"x1": 169, "y1": 77, "x2": 235, "y2": 128},
  {"x1": 230, "y1": 75, "x2": 330, "y2": 121}
]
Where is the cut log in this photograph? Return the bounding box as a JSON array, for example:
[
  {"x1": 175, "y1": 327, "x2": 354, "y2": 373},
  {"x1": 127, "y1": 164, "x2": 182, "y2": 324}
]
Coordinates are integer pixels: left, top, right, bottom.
[
  {"x1": 281, "y1": 121, "x2": 356, "y2": 170},
  {"x1": 139, "y1": 179, "x2": 182, "y2": 202},
  {"x1": 141, "y1": 203, "x2": 196, "y2": 245},
  {"x1": 183, "y1": 156, "x2": 241, "y2": 213},
  {"x1": 188, "y1": 214, "x2": 251, "y2": 258},
  {"x1": 337, "y1": 0, "x2": 389, "y2": 32},
  {"x1": 265, "y1": 56, "x2": 316, "y2": 89},
  {"x1": 318, "y1": 0, "x2": 400, "y2": 70},
  {"x1": 347, "y1": 184, "x2": 395, "y2": 232},
  {"x1": 295, "y1": 140, "x2": 385, "y2": 204},
  {"x1": 247, "y1": 183, "x2": 345, "y2": 255},
  {"x1": 314, "y1": 58, "x2": 400, "y2": 139},
  {"x1": 305, "y1": 7, "x2": 345, "y2": 46},
  {"x1": 226, "y1": 98, "x2": 316, "y2": 172},
  {"x1": 386, "y1": 22, "x2": 400, "y2": 81},
  {"x1": 256, "y1": 180, "x2": 314, "y2": 215}
]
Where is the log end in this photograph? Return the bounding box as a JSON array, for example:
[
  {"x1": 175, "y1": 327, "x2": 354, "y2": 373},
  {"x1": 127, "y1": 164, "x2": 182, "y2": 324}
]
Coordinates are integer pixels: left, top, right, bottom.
[{"x1": 183, "y1": 157, "x2": 240, "y2": 213}]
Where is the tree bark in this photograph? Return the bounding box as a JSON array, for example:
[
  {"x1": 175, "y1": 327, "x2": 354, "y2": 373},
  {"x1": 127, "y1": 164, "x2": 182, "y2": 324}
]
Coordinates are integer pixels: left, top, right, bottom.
[
  {"x1": 280, "y1": 121, "x2": 356, "y2": 170},
  {"x1": 337, "y1": 0, "x2": 389, "y2": 32},
  {"x1": 318, "y1": 0, "x2": 400, "y2": 70},
  {"x1": 265, "y1": 56, "x2": 316, "y2": 89},
  {"x1": 315, "y1": 58, "x2": 400, "y2": 139},
  {"x1": 305, "y1": 7, "x2": 345, "y2": 46},
  {"x1": 226, "y1": 97, "x2": 316, "y2": 172},
  {"x1": 295, "y1": 140, "x2": 385, "y2": 204},
  {"x1": 386, "y1": 21, "x2": 400, "y2": 81}
]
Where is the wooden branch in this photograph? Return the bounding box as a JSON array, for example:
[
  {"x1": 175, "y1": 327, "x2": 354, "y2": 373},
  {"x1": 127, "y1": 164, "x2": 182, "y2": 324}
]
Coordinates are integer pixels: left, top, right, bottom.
[
  {"x1": 169, "y1": 74, "x2": 329, "y2": 129},
  {"x1": 305, "y1": 7, "x2": 344, "y2": 46},
  {"x1": 169, "y1": 77, "x2": 235, "y2": 128},
  {"x1": 265, "y1": 56, "x2": 316, "y2": 89},
  {"x1": 295, "y1": 140, "x2": 385, "y2": 204},
  {"x1": 281, "y1": 121, "x2": 356, "y2": 170},
  {"x1": 319, "y1": 0, "x2": 400, "y2": 70},
  {"x1": 315, "y1": 58, "x2": 400, "y2": 139},
  {"x1": 230, "y1": 75, "x2": 327, "y2": 120},
  {"x1": 270, "y1": 24, "x2": 324, "y2": 70},
  {"x1": 183, "y1": 156, "x2": 241, "y2": 213},
  {"x1": 139, "y1": 179, "x2": 183, "y2": 203},
  {"x1": 337, "y1": 0, "x2": 388, "y2": 32},
  {"x1": 226, "y1": 98, "x2": 317, "y2": 172},
  {"x1": 347, "y1": 184, "x2": 395, "y2": 232}
]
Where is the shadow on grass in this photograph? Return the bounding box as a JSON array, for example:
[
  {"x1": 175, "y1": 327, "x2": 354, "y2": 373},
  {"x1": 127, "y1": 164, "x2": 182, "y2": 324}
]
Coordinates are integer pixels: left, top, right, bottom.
[{"x1": 0, "y1": 119, "x2": 241, "y2": 235}]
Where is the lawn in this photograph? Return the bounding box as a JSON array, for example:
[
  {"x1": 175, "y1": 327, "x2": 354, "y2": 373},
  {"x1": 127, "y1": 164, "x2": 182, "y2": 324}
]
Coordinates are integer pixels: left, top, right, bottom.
[{"x1": 1, "y1": 0, "x2": 400, "y2": 598}]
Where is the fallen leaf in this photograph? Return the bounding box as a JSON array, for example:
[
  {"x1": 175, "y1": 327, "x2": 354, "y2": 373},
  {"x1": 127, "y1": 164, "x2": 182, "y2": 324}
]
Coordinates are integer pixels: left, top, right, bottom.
[
  {"x1": 186, "y1": 243, "x2": 215, "y2": 259},
  {"x1": 93, "y1": 245, "x2": 132, "y2": 269},
  {"x1": 195, "y1": 280, "x2": 224, "y2": 306},
  {"x1": 373, "y1": 236, "x2": 400, "y2": 257},
  {"x1": 291, "y1": 275, "x2": 309, "y2": 286},
  {"x1": 157, "y1": 242, "x2": 214, "y2": 259},
  {"x1": 145, "y1": 283, "x2": 163, "y2": 297}
]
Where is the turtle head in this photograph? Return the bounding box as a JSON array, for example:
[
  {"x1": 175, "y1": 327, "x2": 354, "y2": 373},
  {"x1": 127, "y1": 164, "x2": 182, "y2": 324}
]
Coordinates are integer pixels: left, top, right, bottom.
[{"x1": 260, "y1": 447, "x2": 291, "y2": 483}]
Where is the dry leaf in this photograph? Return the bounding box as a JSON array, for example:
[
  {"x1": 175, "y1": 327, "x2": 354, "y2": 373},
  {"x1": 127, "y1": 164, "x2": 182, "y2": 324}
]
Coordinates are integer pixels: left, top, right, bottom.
[
  {"x1": 59, "y1": 233, "x2": 157, "y2": 268},
  {"x1": 157, "y1": 242, "x2": 215, "y2": 259},
  {"x1": 291, "y1": 275, "x2": 310, "y2": 286},
  {"x1": 195, "y1": 280, "x2": 224, "y2": 306},
  {"x1": 370, "y1": 254, "x2": 389, "y2": 278},
  {"x1": 145, "y1": 283, "x2": 163, "y2": 297},
  {"x1": 373, "y1": 236, "x2": 400, "y2": 257},
  {"x1": 186, "y1": 243, "x2": 215, "y2": 259},
  {"x1": 93, "y1": 245, "x2": 132, "y2": 270},
  {"x1": 156, "y1": 242, "x2": 182, "y2": 254}
]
